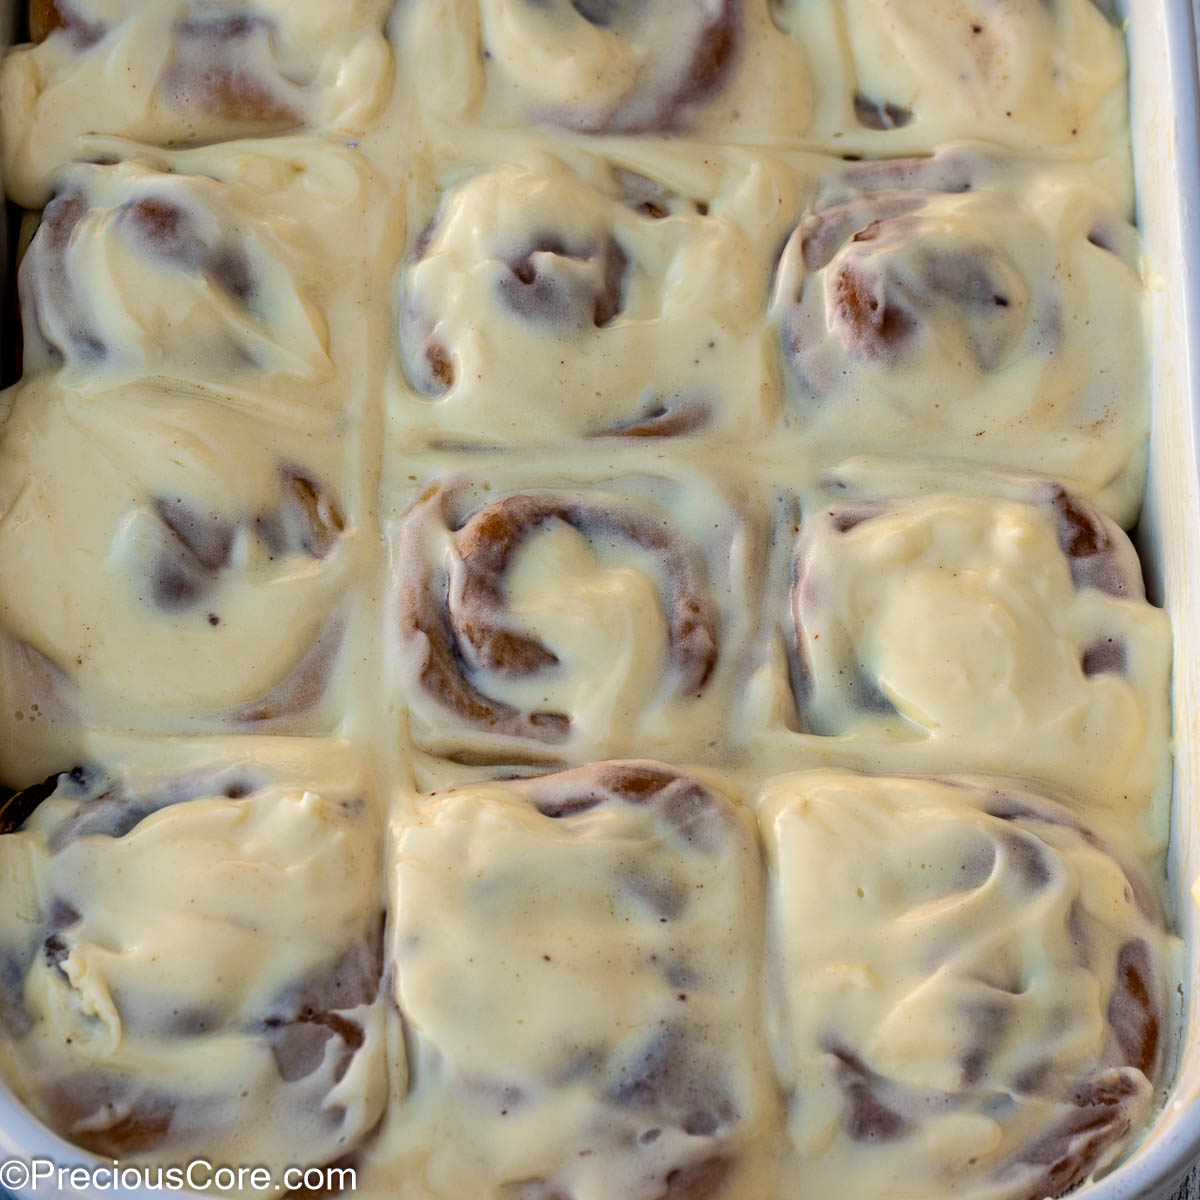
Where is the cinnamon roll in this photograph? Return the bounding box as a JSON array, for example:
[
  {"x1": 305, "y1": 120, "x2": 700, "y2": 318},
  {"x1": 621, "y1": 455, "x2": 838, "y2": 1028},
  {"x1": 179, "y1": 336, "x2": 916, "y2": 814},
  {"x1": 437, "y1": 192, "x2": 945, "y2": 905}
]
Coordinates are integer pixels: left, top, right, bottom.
[
  {"x1": 1, "y1": 0, "x2": 393, "y2": 206},
  {"x1": 395, "y1": 160, "x2": 776, "y2": 447},
  {"x1": 785, "y1": 489, "x2": 1171, "y2": 838},
  {"x1": 389, "y1": 761, "x2": 774, "y2": 1200},
  {"x1": 19, "y1": 158, "x2": 333, "y2": 390},
  {"x1": 760, "y1": 769, "x2": 1172, "y2": 1200},
  {"x1": 775, "y1": 0, "x2": 1128, "y2": 155},
  {"x1": 769, "y1": 148, "x2": 1147, "y2": 501},
  {"x1": 391, "y1": 472, "x2": 757, "y2": 765},
  {"x1": 0, "y1": 380, "x2": 356, "y2": 744},
  {"x1": 400, "y1": 0, "x2": 810, "y2": 138},
  {"x1": 0, "y1": 745, "x2": 387, "y2": 1172}
]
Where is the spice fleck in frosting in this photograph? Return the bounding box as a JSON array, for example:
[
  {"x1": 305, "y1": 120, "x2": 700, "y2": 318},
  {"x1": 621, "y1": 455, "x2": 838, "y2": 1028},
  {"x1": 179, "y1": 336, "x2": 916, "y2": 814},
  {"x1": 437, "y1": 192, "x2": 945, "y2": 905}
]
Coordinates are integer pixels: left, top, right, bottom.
[{"x1": 0, "y1": 0, "x2": 1172, "y2": 1197}]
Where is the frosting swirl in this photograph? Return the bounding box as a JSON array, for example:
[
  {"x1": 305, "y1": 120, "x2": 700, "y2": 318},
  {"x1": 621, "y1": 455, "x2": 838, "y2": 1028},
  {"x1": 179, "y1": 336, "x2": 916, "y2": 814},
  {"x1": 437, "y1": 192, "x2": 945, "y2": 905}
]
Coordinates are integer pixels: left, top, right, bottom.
[
  {"x1": 0, "y1": 0, "x2": 393, "y2": 206},
  {"x1": 392, "y1": 472, "x2": 756, "y2": 766},
  {"x1": 784, "y1": 489, "x2": 1171, "y2": 837},
  {"x1": 389, "y1": 761, "x2": 773, "y2": 1199},
  {"x1": 0, "y1": 380, "x2": 353, "y2": 741},
  {"x1": 0, "y1": 743, "x2": 387, "y2": 1174},
  {"x1": 775, "y1": 0, "x2": 1128, "y2": 154},
  {"x1": 20, "y1": 159, "x2": 332, "y2": 389},
  {"x1": 395, "y1": 160, "x2": 775, "y2": 446},
  {"x1": 399, "y1": 0, "x2": 810, "y2": 137},
  {"x1": 761, "y1": 769, "x2": 1170, "y2": 1200},
  {"x1": 769, "y1": 148, "x2": 1147, "y2": 499}
]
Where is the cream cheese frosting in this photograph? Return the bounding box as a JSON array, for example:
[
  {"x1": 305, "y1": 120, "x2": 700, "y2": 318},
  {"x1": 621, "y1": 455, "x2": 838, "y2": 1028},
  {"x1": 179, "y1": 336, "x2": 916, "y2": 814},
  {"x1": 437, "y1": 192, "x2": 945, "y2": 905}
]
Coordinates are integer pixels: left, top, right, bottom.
[
  {"x1": 777, "y1": 0, "x2": 1129, "y2": 157},
  {"x1": 386, "y1": 762, "x2": 776, "y2": 1200},
  {"x1": 0, "y1": 740, "x2": 388, "y2": 1179},
  {"x1": 398, "y1": 0, "x2": 811, "y2": 139},
  {"x1": 16, "y1": 135, "x2": 398, "y2": 426},
  {"x1": 760, "y1": 769, "x2": 1171, "y2": 1200},
  {"x1": 772, "y1": 490, "x2": 1171, "y2": 848},
  {"x1": 383, "y1": 140, "x2": 1147, "y2": 503},
  {"x1": 20, "y1": 159, "x2": 332, "y2": 389},
  {"x1": 0, "y1": 379, "x2": 359, "y2": 772},
  {"x1": 768, "y1": 147, "x2": 1148, "y2": 500},
  {"x1": 0, "y1": 0, "x2": 1175, "y2": 1197},
  {"x1": 390, "y1": 468, "x2": 761, "y2": 767},
  {"x1": 393, "y1": 155, "x2": 786, "y2": 446},
  {"x1": 0, "y1": 0, "x2": 393, "y2": 207},
  {"x1": 396, "y1": 0, "x2": 1127, "y2": 156}
]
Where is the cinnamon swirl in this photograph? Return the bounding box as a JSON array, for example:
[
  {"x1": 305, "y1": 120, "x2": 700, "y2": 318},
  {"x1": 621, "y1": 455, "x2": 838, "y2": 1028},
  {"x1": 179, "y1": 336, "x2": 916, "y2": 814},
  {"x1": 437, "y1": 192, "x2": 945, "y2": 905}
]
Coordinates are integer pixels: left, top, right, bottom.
[
  {"x1": 0, "y1": 743, "x2": 388, "y2": 1172},
  {"x1": 761, "y1": 769, "x2": 1172, "y2": 1200},
  {"x1": 395, "y1": 159, "x2": 780, "y2": 447},
  {"x1": 0, "y1": 0, "x2": 1172, "y2": 1192},
  {"x1": 388, "y1": 761, "x2": 774, "y2": 1200},
  {"x1": 391, "y1": 472, "x2": 757, "y2": 766},
  {"x1": 768, "y1": 148, "x2": 1146, "y2": 501},
  {"x1": 783, "y1": 489, "x2": 1171, "y2": 841},
  {"x1": 0, "y1": 0, "x2": 393, "y2": 207}
]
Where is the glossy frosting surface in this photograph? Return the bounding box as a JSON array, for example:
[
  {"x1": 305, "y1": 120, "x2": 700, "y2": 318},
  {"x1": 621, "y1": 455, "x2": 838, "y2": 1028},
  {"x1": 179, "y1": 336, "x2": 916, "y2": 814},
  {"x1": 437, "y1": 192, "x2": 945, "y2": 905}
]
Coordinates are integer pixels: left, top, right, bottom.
[
  {"x1": 388, "y1": 763, "x2": 775, "y2": 1199},
  {"x1": 0, "y1": 740, "x2": 388, "y2": 1174},
  {"x1": 0, "y1": 1, "x2": 1175, "y2": 1198},
  {"x1": 762, "y1": 769, "x2": 1170, "y2": 1200}
]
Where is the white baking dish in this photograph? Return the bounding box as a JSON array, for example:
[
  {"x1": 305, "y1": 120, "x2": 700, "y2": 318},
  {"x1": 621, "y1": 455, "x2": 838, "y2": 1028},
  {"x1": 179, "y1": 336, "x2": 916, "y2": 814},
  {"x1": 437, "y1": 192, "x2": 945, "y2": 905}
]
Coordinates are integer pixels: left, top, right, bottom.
[
  {"x1": 0, "y1": 2, "x2": 1197, "y2": 1198},
  {"x1": 1093, "y1": 2, "x2": 1200, "y2": 1197}
]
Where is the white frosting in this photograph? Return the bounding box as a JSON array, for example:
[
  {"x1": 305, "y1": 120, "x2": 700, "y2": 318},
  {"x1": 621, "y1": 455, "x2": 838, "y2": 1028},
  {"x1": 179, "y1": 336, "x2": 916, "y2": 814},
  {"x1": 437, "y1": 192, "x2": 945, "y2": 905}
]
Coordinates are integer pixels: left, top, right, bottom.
[
  {"x1": 768, "y1": 149, "x2": 1148, "y2": 499},
  {"x1": 393, "y1": 156, "x2": 792, "y2": 446},
  {"x1": 20, "y1": 158, "x2": 332, "y2": 389},
  {"x1": 0, "y1": 1, "x2": 1173, "y2": 1197},
  {"x1": 399, "y1": 0, "x2": 811, "y2": 138},
  {"x1": 761, "y1": 769, "x2": 1169, "y2": 1200},
  {"x1": 399, "y1": 0, "x2": 1126, "y2": 155},
  {"x1": 0, "y1": 379, "x2": 356, "y2": 749},
  {"x1": 390, "y1": 469, "x2": 760, "y2": 766},
  {"x1": 386, "y1": 146, "x2": 1147, "y2": 502},
  {"x1": 15, "y1": 134, "x2": 399, "y2": 430},
  {"x1": 778, "y1": 492, "x2": 1171, "y2": 847},
  {"x1": 0, "y1": 742, "x2": 388, "y2": 1179},
  {"x1": 0, "y1": 0, "x2": 393, "y2": 206},
  {"x1": 387, "y1": 763, "x2": 775, "y2": 1199},
  {"x1": 780, "y1": 0, "x2": 1129, "y2": 156}
]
